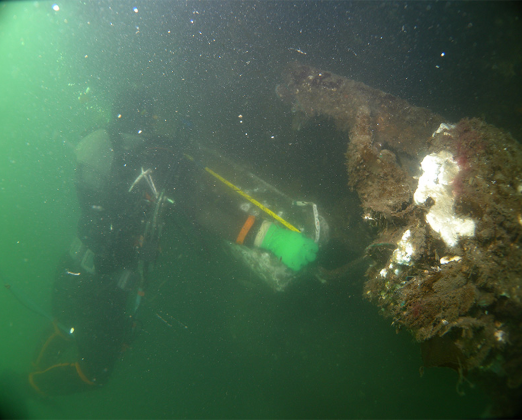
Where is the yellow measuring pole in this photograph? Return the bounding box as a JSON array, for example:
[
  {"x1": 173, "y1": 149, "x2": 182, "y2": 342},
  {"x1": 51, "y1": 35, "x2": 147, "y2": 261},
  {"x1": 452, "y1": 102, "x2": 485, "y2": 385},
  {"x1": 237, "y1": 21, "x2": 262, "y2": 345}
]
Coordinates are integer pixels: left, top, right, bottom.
[{"x1": 184, "y1": 154, "x2": 300, "y2": 232}]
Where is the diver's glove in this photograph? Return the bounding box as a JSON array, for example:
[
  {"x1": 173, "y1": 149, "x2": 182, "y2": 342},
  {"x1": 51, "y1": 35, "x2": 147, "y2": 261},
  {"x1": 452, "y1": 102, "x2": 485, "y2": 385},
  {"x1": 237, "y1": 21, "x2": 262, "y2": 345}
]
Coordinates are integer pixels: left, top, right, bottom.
[{"x1": 255, "y1": 221, "x2": 318, "y2": 271}]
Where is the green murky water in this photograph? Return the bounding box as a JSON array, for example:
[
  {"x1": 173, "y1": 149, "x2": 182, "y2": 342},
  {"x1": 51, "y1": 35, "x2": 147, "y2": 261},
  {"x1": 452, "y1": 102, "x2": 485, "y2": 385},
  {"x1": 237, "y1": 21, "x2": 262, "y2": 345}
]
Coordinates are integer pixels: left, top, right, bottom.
[{"x1": 2, "y1": 1, "x2": 520, "y2": 418}]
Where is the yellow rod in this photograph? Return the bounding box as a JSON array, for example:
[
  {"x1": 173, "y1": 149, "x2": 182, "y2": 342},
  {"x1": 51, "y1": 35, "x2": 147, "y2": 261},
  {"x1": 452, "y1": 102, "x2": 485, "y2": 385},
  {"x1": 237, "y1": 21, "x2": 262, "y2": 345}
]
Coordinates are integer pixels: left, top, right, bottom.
[{"x1": 184, "y1": 154, "x2": 300, "y2": 232}]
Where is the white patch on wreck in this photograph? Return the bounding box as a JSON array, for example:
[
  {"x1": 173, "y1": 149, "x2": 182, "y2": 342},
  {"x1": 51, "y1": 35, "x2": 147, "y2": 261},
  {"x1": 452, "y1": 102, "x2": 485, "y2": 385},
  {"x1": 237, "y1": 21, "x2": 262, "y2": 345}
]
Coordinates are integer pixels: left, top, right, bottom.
[
  {"x1": 414, "y1": 151, "x2": 475, "y2": 247},
  {"x1": 392, "y1": 229, "x2": 415, "y2": 266}
]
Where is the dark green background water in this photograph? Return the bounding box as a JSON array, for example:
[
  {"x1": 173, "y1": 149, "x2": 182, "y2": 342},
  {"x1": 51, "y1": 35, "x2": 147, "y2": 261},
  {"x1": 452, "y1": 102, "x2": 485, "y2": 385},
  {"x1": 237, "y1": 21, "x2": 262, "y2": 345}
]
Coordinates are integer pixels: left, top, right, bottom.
[{"x1": 1, "y1": 1, "x2": 520, "y2": 418}]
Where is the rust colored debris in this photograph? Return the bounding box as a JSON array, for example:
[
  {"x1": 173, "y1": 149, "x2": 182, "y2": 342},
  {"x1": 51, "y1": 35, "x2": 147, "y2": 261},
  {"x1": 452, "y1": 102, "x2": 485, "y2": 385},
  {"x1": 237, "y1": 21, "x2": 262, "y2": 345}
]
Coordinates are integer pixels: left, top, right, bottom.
[{"x1": 280, "y1": 62, "x2": 522, "y2": 416}]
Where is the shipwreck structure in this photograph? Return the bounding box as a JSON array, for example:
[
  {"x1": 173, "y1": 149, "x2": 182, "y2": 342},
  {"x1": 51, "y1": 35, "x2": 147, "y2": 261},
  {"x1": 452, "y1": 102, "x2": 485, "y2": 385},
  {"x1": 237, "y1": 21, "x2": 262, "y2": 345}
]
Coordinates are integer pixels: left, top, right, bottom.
[{"x1": 279, "y1": 62, "x2": 522, "y2": 417}]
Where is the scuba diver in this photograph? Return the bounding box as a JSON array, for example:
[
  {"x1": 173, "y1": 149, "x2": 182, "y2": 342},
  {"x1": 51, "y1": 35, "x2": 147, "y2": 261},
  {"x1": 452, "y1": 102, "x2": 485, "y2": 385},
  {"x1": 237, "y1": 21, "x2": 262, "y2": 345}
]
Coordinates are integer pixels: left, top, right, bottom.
[{"x1": 27, "y1": 89, "x2": 320, "y2": 396}]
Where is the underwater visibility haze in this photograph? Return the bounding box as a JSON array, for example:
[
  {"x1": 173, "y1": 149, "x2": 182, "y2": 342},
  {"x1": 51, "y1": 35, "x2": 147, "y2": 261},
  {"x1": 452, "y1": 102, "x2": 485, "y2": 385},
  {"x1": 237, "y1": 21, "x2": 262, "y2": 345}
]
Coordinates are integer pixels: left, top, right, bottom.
[{"x1": 1, "y1": 1, "x2": 522, "y2": 418}]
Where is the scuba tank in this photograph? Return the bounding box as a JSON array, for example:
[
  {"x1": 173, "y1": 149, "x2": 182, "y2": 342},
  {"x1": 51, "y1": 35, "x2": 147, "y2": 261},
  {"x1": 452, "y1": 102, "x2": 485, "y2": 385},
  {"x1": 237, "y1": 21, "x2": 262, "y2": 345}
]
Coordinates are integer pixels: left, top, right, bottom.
[{"x1": 187, "y1": 144, "x2": 329, "y2": 291}]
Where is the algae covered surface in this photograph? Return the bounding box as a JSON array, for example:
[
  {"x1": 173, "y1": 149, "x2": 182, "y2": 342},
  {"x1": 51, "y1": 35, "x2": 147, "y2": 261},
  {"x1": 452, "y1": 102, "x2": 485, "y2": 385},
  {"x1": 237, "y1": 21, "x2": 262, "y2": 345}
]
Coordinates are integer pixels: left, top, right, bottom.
[{"x1": 282, "y1": 62, "x2": 522, "y2": 416}]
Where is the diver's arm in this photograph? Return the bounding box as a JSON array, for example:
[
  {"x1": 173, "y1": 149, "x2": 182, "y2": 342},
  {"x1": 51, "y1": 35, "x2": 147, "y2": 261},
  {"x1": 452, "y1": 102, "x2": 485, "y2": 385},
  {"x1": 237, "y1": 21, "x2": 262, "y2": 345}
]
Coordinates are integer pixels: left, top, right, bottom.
[
  {"x1": 174, "y1": 170, "x2": 317, "y2": 271},
  {"x1": 194, "y1": 204, "x2": 318, "y2": 271}
]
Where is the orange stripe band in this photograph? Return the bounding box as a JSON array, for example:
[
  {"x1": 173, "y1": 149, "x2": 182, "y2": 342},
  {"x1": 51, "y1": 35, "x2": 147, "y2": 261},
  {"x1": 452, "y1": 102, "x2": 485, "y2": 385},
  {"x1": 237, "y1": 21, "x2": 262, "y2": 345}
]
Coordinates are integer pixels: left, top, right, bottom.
[{"x1": 236, "y1": 215, "x2": 256, "y2": 245}]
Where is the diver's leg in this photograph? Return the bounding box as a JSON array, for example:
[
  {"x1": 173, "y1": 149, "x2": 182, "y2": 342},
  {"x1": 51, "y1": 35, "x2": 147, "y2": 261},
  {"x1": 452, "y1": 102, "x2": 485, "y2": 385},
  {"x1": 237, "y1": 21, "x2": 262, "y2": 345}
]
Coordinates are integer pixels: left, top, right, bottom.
[{"x1": 29, "y1": 254, "x2": 129, "y2": 396}]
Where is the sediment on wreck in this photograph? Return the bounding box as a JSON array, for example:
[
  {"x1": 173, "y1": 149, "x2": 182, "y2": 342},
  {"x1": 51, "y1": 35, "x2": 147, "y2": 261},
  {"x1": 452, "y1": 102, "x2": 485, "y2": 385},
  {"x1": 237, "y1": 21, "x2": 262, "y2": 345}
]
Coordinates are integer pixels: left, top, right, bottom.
[{"x1": 280, "y1": 62, "x2": 522, "y2": 417}]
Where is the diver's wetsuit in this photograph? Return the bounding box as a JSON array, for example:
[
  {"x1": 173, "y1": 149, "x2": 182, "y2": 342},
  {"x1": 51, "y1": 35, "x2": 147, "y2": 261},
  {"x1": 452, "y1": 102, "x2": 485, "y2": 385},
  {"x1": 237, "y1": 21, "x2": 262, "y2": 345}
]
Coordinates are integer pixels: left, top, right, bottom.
[{"x1": 29, "y1": 129, "x2": 260, "y2": 395}]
